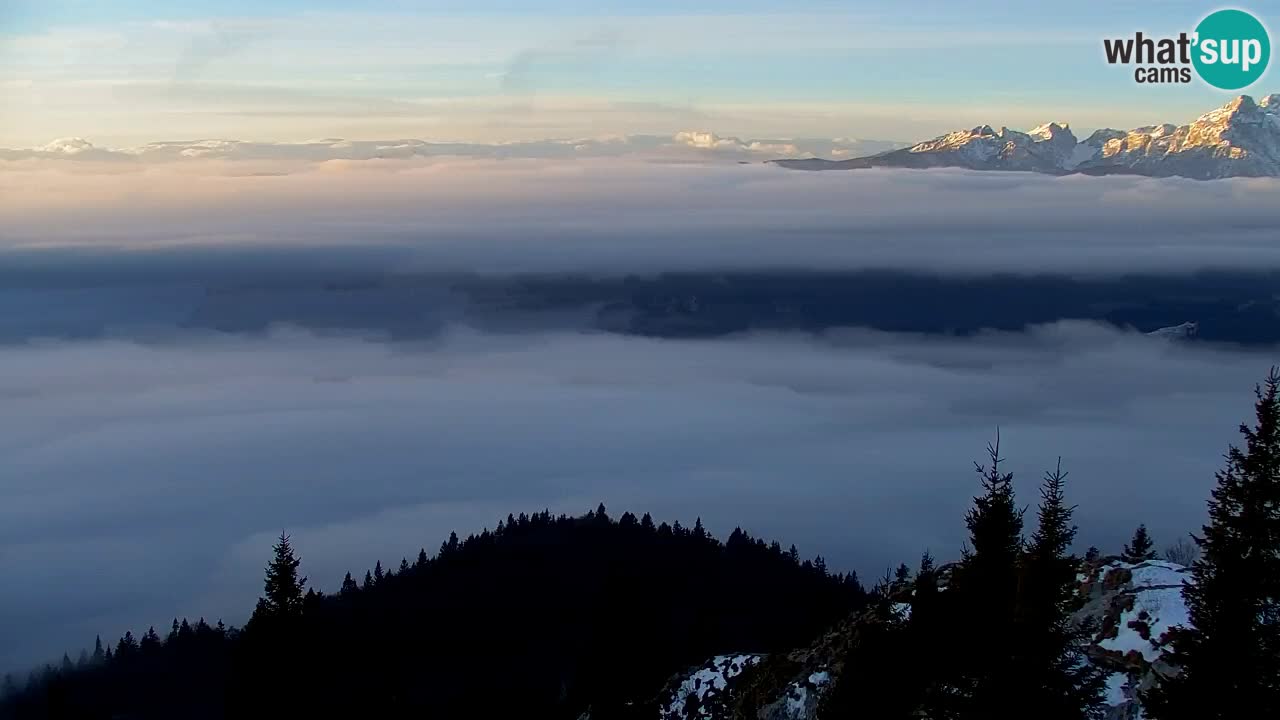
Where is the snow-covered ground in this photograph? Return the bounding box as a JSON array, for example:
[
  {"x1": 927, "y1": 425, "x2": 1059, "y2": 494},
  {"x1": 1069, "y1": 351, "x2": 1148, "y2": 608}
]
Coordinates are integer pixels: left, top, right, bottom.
[
  {"x1": 781, "y1": 670, "x2": 831, "y2": 717},
  {"x1": 659, "y1": 654, "x2": 762, "y2": 719},
  {"x1": 1096, "y1": 561, "x2": 1191, "y2": 663}
]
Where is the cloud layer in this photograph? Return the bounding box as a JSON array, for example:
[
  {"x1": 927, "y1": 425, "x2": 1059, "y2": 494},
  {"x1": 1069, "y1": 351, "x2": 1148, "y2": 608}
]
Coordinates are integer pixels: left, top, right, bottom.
[
  {"x1": 0, "y1": 133, "x2": 901, "y2": 165},
  {"x1": 0, "y1": 322, "x2": 1272, "y2": 672},
  {"x1": 3, "y1": 158, "x2": 1280, "y2": 276}
]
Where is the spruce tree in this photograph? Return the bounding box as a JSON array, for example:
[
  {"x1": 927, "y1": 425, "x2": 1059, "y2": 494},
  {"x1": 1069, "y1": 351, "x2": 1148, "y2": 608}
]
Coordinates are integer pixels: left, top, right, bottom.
[
  {"x1": 1146, "y1": 370, "x2": 1280, "y2": 719},
  {"x1": 140, "y1": 627, "x2": 161, "y2": 653},
  {"x1": 952, "y1": 434, "x2": 1024, "y2": 718},
  {"x1": 1122, "y1": 524, "x2": 1156, "y2": 563},
  {"x1": 253, "y1": 532, "x2": 308, "y2": 623},
  {"x1": 894, "y1": 562, "x2": 912, "y2": 585},
  {"x1": 1014, "y1": 459, "x2": 1104, "y2": 719},
  {"x1": 341, "y1": 572, "x2": 359, "y2": 595},
  {"x1": 116, "y1": 631, "x2": 138, "y2": 659}
]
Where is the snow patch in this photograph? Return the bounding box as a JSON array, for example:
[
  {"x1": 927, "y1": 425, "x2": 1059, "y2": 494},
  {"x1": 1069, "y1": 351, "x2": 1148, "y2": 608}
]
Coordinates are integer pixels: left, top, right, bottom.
[
  {"x1": 1097, "y1": 562, "x2": 1191, "y2": 662},
  {"x1": 1104, "y1": 672, "x2": 1130, "y2": 707},
  {"x1": 661, "y1": 654, "x2": 762, "y2": 719}
]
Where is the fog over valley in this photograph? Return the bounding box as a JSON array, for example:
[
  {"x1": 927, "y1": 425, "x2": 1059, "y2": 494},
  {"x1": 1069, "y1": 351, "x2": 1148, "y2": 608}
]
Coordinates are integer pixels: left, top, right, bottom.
[{"x1": 2, "y1": 159, "x2": 1280, "y2": 675}]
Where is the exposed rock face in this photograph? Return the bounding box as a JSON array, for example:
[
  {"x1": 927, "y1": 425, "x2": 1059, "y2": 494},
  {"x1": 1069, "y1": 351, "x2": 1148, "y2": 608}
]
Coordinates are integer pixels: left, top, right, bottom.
[
  {"x1": 772, "y1": 94, "x2": 1280, "y2": 180},
  {"x1": 1076, "y1": 95, "x2": 1280, "y2": 179},
  {"x1": 660, "y1": 559, "x2": 1192, "y2": 720},
  {"x1": 655, "y1": 609, "x2": 876, "y2": 720},
  {"x1": 1075, "y1": 559, "x2": 1192, "y2": 720}
]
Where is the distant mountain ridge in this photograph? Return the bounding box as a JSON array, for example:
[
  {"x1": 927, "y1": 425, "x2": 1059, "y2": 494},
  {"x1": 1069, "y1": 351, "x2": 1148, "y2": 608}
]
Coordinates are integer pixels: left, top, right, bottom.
[{"x1": 772, "y1": 94, "x2": 1280, "y2": 180}]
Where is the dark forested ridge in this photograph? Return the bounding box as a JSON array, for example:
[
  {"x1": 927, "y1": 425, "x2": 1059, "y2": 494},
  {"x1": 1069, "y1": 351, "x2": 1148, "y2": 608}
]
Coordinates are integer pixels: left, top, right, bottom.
[
  {"x1": 6, "y1": 256, "x2": 1280, "y2": 346},
  {"x1": 0, "y1": 507, "x2": 862, "y2": 719}
]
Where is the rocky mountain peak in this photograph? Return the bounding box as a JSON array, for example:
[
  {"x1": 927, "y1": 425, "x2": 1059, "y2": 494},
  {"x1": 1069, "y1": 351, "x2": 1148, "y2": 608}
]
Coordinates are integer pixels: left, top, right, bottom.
[{"x1": 772, "y1": 92, "x2": 1280, "y2": 179}]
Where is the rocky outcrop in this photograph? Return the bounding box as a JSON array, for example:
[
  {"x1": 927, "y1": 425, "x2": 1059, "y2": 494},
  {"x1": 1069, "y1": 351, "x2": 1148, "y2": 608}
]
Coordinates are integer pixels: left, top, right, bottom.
[
  {"x1": 1075, "y1": 559, "x2": 1192, "y2": 719},
  {"x1": 660, "y1": 559, "x2": 1192, "y2": 720}
]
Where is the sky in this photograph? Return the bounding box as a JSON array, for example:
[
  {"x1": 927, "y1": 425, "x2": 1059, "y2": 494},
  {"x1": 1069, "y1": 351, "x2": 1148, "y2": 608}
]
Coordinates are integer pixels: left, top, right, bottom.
[{"x1": 1, "y1": 0, "x2": 1275, "y2": 147}]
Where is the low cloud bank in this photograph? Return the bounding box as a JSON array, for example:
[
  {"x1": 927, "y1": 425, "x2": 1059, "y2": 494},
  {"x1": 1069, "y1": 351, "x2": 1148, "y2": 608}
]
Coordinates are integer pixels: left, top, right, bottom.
[
  {"x1": 0, "y1": 134, "x2": 901, "y2": 166},
  {"x1": 0, "y1": 322, "x2": 1269, "y2": 671},
  {"x1": 2, "y1": 158, "x2": 1278, "y2": 276}
]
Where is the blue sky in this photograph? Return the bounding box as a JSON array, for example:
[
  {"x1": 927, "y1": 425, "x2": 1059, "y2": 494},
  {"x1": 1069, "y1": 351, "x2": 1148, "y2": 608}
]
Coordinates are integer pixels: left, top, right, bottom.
[{"x1": 0, "y1": 1, "x2": 1274, "y2": 146}]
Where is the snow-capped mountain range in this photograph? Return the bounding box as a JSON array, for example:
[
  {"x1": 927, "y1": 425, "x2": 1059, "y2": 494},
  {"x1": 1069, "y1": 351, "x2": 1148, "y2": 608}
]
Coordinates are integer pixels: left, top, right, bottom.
[{"x1": 773, "y1": 94, "x2": 1280, "y2": 180}]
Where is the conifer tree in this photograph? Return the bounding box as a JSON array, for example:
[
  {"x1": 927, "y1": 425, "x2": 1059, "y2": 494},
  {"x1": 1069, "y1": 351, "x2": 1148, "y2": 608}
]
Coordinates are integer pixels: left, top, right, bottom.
[
  {"x1": 1013, "y1": 459, "x2": 1104, "y2": 719},
  {"x1": 140, "y1": 627, "x2": 161, "y2": 653},
  {"x1": 341, "y1": 572, "x2": 359, "y2": 595},
  {"x1": 952, "y1": 433, "x2": 1024, "y2": 717},
  {"x1": 1147, "y1": 370, "x2": 1280, "y2": 719},
  {"x1": 253, "y1": 532, "x2": 308, "y2": 623},
  {"x1": 373, "y1": 561, "x2": 384, "y2": 585},
  {"x1": 894, "y1": 563, "x2": 912, "y2": 583},
  {"x1": 1122, "y1": 524, "x2": 1156, "y2": 563},
  {"x1": 116, "y1": 631, "x2": 138, "y2": 659},
  {"x1": 92, "y1": 636, "x2": 104, "y2": 663}
]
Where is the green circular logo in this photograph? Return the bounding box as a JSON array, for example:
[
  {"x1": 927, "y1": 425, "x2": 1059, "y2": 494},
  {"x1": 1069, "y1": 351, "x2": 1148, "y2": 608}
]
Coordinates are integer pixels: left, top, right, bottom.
[{"x1": 1193, "y1": 9, "x2": 1271, "y2": 90}]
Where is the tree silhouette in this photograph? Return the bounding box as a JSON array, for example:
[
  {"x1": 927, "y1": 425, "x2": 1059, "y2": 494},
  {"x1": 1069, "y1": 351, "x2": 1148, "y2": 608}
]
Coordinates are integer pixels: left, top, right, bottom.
[
  {"x1": 1122, "y1": 524, "x2": 1156, "y2": 563},
  {"x1": 1147, "y1": 370, "x2": 1280, "y2": 718},
  {"x1": 953, "y1": 432, "x2": 1025, "y2": 715},
  {"x1": 252, "y1": 532, "x2": 308, "y2": 623},
  {"x1": 1014, "y1": 459, "x2": 1105, "y2": 718}
]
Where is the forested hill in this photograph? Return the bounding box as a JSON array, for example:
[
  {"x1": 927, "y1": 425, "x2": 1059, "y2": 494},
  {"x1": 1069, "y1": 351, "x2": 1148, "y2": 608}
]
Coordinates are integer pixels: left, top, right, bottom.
[{"x1": 0, "y1": 507, "x2": 863, "y2": 719}]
